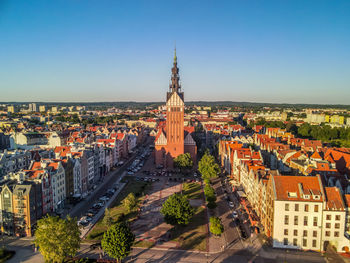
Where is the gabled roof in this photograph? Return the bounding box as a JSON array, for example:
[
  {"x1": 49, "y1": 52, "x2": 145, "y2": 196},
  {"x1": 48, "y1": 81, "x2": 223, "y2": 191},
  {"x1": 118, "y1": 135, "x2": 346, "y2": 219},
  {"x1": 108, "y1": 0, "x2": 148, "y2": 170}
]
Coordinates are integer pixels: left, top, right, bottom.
[
  {"x1": 324, "y1": 187, "x2": 345, "y2": 211},
  {"x1": 184, "y1": 133, "x2": 196, "y2": 145},
  {"x1": 155, "y1": 130, "x2": 167, "y2": 145},
  {"x1": 272, "y1": 175, "x2": 323, "y2": 202}
]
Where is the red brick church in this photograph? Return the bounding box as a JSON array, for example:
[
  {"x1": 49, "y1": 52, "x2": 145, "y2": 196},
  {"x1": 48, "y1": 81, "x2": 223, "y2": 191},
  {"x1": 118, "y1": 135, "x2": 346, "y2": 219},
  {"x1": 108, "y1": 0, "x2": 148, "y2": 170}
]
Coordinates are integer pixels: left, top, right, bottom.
[{"x1": 154, "y1": 50, "x2": 197, "y2": 168}]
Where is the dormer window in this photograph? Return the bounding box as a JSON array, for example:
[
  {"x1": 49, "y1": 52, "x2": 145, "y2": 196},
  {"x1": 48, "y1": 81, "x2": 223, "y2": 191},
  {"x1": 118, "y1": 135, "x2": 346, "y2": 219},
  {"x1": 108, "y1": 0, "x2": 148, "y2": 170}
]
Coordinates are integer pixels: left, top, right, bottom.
[
  {"x1": 303, "y1": 194, "x2": 310, "y2": 199},
  {"x1": 288, "y1": 192, "x2": 297, "y2": 198}
]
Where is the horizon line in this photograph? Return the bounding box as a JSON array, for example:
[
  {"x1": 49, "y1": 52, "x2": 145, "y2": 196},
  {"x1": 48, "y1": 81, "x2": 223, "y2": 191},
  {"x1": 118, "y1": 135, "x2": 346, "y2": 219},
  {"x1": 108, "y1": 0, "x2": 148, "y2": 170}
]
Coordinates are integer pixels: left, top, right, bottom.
[{"x1": 1, "y1": 100, "x2": 350, "y2": 107}]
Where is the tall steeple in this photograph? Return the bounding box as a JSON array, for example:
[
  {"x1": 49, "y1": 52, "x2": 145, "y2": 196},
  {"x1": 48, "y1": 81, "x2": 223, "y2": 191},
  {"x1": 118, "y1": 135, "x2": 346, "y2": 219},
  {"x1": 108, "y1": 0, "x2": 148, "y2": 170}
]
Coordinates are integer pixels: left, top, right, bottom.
[
  {"x1": 169, "y1": 47, "x2": 181, "y2": 94},
  {"x1": 167, "y1": 47, "x2": 184, "y2": 103}
]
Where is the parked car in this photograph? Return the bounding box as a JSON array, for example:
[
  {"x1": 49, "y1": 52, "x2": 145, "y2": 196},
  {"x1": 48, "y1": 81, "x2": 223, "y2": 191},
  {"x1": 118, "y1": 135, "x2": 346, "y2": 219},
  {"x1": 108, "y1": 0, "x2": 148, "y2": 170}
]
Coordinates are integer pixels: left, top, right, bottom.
[
  {"x1": 232, "y1": 211, "x2": 238, "y2": 219},
  {"x1": 78, "y1": 220, "x2": 89, "y2": 227}
]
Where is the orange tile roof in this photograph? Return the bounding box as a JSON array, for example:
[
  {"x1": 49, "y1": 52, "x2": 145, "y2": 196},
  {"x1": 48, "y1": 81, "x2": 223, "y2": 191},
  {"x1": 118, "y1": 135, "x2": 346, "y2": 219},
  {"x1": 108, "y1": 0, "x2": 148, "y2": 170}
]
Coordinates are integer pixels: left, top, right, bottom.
[
  {"x1": 324, "y1": 187, "x2": 345, "y2": 211},
  {"x1": 273, "y1": 175, "x2": 323, "y2": 202},
  {"x1": 32, "y1": 162, "x2": 42, "y2": 170},
  {"x1": 48, "y1": 162, "x2": 59, "y2": 171},
  {"x1": 344, "y1": 194, "x2": 350, "y2": 208}
]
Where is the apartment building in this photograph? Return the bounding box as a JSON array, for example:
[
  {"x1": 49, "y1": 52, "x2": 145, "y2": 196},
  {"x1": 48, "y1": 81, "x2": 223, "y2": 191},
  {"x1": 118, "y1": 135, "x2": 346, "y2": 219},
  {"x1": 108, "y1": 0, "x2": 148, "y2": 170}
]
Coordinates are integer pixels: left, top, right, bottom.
[{"x1": 268, "y1": 175, "x2": 349, "y2": 252}]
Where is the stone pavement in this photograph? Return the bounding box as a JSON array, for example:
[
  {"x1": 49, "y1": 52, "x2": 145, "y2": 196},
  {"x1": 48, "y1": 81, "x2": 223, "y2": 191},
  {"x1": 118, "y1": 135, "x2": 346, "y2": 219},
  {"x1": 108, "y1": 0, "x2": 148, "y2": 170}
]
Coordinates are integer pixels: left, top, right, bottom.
[{"x1": 132, "y1": 178, "x2": 182, "y2": 248}]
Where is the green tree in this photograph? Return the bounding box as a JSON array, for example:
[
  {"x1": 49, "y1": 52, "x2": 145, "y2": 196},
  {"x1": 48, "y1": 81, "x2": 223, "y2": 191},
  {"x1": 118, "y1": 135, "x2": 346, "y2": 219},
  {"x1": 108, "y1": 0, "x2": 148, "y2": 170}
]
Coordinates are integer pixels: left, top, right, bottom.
[
  {"x1": 204, "y1": 184, "x2": 216, "y2": 203},
  {"x1": 198, "y1": 150, "x2": 220, "y2": 180},
  {"x1": 160, "y1": 193, "x2": 194, "y2": 226},
  {"x1": 298, "y1": 123, "x2": 311, "y2": 137},
  {"x1": 103, "y1": 208, "x2": 113, "y2": 228},
  {"x1": 122, "y1": 193, "x2": 137, "y2": 212},
  {"x1": 209, "y1": 216, "x2": 224, "y2": 236},
  {"x1": 101, "y1": 222, "x2": 135, "y2": 262},
  {"x1": 34, "y1": 215, "x2": 81, "y2": 263},
  {"x1": 173, "y1": 153, "x2": 194, "y2": 173}
]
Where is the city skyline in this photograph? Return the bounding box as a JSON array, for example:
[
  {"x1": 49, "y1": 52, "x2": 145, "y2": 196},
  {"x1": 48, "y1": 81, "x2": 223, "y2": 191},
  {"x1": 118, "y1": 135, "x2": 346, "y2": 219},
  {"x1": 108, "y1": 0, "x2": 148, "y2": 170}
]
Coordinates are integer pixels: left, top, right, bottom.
[{"x1": 1, "y1": 0, "x2": 350, "y2": 104}]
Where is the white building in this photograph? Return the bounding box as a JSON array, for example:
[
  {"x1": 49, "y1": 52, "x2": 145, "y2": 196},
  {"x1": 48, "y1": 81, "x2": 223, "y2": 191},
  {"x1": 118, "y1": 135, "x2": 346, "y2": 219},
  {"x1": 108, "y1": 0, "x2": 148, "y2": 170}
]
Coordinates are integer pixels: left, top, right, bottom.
[{"x1": 270, "y1": 175, "x2": 349, "y2": 253}]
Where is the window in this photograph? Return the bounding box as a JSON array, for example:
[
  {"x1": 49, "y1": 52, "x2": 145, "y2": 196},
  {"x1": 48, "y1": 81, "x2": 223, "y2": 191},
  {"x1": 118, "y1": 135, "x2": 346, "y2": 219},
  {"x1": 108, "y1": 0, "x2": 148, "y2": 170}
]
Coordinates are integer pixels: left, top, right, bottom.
[
  {"x1": 303, "y1": 239, "x2": 307, "y2": 247},
  {"x1": 304, "y1": 204, "x2": 309, "y2": 212},
  {"x1": 334, "y1": 231, "x2": 339, "y2": 237},
  {"x1": 313, "y1": 231, "x2": 317, "y2": 237},
  {"x1": 326, "y1": 223, "x2": 331, "y2": 229},
  {"x1": 295, "y1": 204, "x2": 299, "y2": 211},
  {"x1": 284, "y1": 238, "x2": 288, "y2": 245},
  {"x1": 312, "y1": 240, "x2": 317, "y2": 248},
  {"x1": 284, "y1": 229, "x2": 288, "y2": 235},
  {"x1": 304, "y1": 216, "x2": 308, "y2": 226},
  {"x1": 326, "y1": 215, "x2": 331, "y2": 220},
  {"x1": 293, "y1": 238, "x2": 298, "y2": 246},
  {"x1": 294, "y1": 229, "x2": 298, "y2": 236},
  {"x1": 335, "y1": 223, "x2": 340, "y2": 229},
  {"x1": 325, "y1": 231, "x2": 330, "y2": 237},
  {"x1": 303, "y1": 230, "x2": 308, "y2": 237},
  {"x1": 294, "y1": 216, "x2": 298, "y2": 225},
  {"x1": 335, "y1": 215, "x2": 340, "y2": 221},
  {"x1": 285, "y1": 203, "x2": 289, "y2": 211},
  {"x1": 313, "y1": 217, "x2": 318, "y2": 227},
  {"x1": 285, "y1": 215, "x2": 289, "y2": 225},
  {"x1": 314, "y1": 205, "x2": 319, "y2": 212}
]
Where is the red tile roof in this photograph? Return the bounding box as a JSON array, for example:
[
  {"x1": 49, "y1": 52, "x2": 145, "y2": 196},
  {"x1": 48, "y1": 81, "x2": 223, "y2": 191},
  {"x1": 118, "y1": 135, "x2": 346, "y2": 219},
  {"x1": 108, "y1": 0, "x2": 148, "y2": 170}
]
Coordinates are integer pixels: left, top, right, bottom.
[
  {"x1": 273, "y1": 175, "x2": 323, "y2": 202},
  {"x1": 324, "y1": 187, "x2": 345, "y2": 211}
]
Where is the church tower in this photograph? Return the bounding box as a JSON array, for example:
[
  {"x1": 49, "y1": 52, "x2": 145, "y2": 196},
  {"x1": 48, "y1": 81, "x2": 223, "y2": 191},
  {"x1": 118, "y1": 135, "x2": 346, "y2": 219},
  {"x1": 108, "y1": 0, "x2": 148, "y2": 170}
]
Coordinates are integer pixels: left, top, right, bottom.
[
  {"x1": 165, "y1": 48, "x2": 185, "y2": 159},
  {"x1": 154, "y1": 48, "x2": 197, "y2": 168}
]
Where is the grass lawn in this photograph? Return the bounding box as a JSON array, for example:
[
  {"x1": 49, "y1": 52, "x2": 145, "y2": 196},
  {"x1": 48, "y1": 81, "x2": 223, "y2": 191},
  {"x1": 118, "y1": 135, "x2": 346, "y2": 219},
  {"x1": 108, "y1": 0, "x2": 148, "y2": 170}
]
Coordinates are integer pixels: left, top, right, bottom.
[
  {"x1": 170, "y1": 206, "x2": 208, "y2": 251},
  {"x1": 182, "y1": 182, "x2": 202, "y2": 200},
  {"x1": 86, "y1": 176, "x2": 150, "y2": 241}
]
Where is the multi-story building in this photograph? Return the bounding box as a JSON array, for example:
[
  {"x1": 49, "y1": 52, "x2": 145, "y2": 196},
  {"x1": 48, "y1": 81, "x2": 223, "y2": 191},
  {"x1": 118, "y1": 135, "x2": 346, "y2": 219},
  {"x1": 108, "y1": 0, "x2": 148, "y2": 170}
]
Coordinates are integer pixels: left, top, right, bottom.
[
  {"x1": 0, "y1": 133, "x2": 10, "y2": 150},
  {"x1": 28, "y1": 103, "x2": 37, "y2": 112},
  {"x1": 0, "y1": 181, "x2": 15, "y2": 235},
  {"x1": 7, "y1": 106, "x2": 15, "y2": 114},
  {"x1": 39, "y1": 105, "x2": 46, "y2": 112},
  {"x1": 267, "y1": 175, "x2": 349, "y2": 252},
  {"x1": 0, "y1": 150, "x2": 32, "y2": 180},
  {"x1": 72, "y1": 158, "x2": 82, "y2": 195},
  {"x1": 13, "y1": 183, "x2": 37, "y2": 237}
]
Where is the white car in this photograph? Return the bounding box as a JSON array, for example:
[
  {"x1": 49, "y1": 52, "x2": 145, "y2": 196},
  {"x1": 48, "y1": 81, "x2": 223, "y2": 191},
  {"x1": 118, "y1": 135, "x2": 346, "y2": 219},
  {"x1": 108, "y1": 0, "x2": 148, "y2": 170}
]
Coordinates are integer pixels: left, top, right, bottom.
[
  {"x1": 232, "y1": 211, "x2": 238, "y2": 219},
  {"x1": 229, "y1": 201, "x2": 234, "y2": 208}
]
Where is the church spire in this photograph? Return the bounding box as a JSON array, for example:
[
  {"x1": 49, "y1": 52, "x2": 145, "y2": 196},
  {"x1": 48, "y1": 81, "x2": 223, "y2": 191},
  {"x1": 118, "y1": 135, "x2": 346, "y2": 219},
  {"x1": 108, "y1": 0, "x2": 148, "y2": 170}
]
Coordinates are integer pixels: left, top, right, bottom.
[{"x1": 169, "y1": 47, "x2": 181, "y2": 93}]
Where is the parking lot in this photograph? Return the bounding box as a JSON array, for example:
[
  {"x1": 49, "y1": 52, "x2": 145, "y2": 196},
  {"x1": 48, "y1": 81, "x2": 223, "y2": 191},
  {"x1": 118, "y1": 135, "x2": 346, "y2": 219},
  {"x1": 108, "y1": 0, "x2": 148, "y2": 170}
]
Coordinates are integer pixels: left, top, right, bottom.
[{"x1": 77, "y1": 145, "x2": 153, "y2": 235}]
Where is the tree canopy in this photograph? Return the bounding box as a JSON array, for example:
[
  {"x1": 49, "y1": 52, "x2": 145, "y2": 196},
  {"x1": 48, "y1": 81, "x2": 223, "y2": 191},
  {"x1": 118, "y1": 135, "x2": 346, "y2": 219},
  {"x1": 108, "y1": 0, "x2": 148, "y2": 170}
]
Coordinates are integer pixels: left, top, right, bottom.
[
  {"x1": 160, "y1": 193, "x2": 194, "y2": 226},
  {"x1": 204, "y1": 184, "x2": 216, "y2": 203},
  {"x1": 209, "y1": 216, "x2": 224, "y2": 236},
  {"x1": 122, "y1": 192, "x2": 137, "y2": 212},
  {"x1": 198, "y1": 151, "x2": 220, "y2": 180},
  {"x1": 173, "y1": 153, "x2": 194, "y2": 172},
  {"x1": 101, "y1": 222, "x2": 135, "y2": 262},
  {"x1": 103, "y1": 208, "x2": 113, "y2": 228},
  {"x1": 34, "y1": 215, "x2": 81, "y2": 263}
]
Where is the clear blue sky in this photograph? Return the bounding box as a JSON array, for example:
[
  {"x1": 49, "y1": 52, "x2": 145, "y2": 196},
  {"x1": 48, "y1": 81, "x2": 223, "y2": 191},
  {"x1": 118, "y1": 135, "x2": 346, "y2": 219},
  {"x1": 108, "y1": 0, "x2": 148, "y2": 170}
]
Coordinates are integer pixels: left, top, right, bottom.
[{"x1": 0, "y1": 0, "x2": 349, "y2": 104}]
